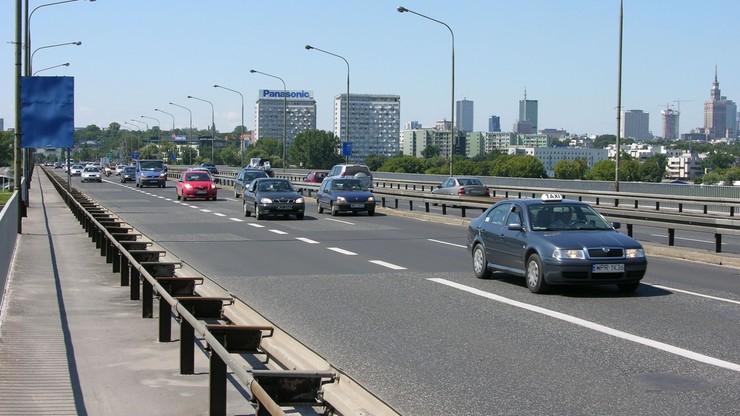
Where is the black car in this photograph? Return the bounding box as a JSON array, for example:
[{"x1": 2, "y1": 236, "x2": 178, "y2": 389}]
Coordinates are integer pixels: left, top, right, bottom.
[
  {"x1": 242, "y1": 178, "x2": 305, "y2": 220},
  {"x1": 233, "y1": 168, "x2": 269, "y2": 198},
  {"x1": 199, "y1": 163, "x2": 220, "y2": 182},
  {"x1": 467, "y1": 194, "x2": 647, "y2": 293},
  {"x1": 119, "y1": 166, "x2": 136, "y2": 183}
]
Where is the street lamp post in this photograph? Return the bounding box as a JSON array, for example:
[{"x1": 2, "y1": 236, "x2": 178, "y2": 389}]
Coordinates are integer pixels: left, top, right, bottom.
[
  {"x1": 123, "y1": 122, "x2": 141, "y2": 161},
  {"x1": 250, "y1": 69, "x2": 287, "y2": 172},
  {"x1": 130, "y1": 119, "x2": 148, "y2": 148},
  {"x1": 141, "y1": 115, "x2": 161, "y2": 143},
  {"x1": 169, "y1": 102, "x2": 194, "y2": 165},
  {"x1": 155, "y1": 108, "x2": 176, "y2": 163},
  {"x1": 30, "y1": 41, "x2": 80, "y2": 70},
  {"x1": 305, "y1": 45, "x2": 350, "y2": 163},
  {"x1": 398, "y1": 6, "x2": 455, "y2": 176},
  {"x1": 214, "y1": 84, "x2": 246, "y2": 167},
  {"x1": 33, "y1": 62, "x2": 69, "y2": 76},
  {"x1": 187, "y1": 95, "x2": 216, "y2": 163}
]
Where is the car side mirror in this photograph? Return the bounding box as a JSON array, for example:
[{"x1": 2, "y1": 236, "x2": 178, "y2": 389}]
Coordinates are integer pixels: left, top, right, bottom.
[
  {"x1": 507, "y1": 223, "x2": 523, "y2": 231},
  {"x1": 612, "y1": 222, "x2": 621, "y2": 229},
  {"x1": 436, "y1": 185, "x2": 442, "y2": 189}
]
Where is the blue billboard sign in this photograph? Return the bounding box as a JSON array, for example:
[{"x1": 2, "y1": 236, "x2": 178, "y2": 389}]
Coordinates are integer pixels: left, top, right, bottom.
[{"x1": 342, "y1": 142, "x2": 352, "y2": 156}]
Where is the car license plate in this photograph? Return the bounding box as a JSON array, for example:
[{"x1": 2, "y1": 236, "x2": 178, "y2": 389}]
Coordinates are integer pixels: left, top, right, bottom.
[
  {"x1": 277, "y1": 205, "x2": 291, "y2": 210},
  {"x1": 196, "y1": 191, "x2": 207, "y2": 195},
  {"x1": 350, "y1": 203, "x2": 365, "y2": 208},
  {"x1": 592, "y1": 264, "x2": 624, "y2": 273}
]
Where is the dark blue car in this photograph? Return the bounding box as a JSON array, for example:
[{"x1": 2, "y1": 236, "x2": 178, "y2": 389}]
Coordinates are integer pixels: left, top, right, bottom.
[
  {"x1": 467, "y1": 194, "x2": 647, "y2": 293},
  {"x1": 316, "y1": 178, "x2": 376, "y2": 216}
]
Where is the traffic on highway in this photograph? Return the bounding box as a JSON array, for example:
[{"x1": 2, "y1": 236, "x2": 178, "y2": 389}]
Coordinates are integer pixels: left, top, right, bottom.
[{"x1": 69, "y1": 173, "x2": 740, "y2": 415}]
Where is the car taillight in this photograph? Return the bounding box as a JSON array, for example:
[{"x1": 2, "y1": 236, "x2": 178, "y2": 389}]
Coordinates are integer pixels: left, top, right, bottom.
[
  {"x1": 485, "y1": 189, "x2": 490, "y2": 196},
  {"x1": 458, "y1": 188, "x2": 466, "y2": 195}
]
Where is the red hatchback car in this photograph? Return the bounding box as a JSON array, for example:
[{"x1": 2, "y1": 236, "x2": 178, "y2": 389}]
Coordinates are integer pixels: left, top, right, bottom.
[
  {"x1": 176, "y1": 171, "x2": 217, "y2": 201},
  {"x1": 304, "y1": 171, "x2": 328, "y2": 183}
]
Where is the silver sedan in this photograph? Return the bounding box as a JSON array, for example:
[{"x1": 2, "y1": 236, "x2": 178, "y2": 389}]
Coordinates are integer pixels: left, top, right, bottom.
[{"x1": 431, "y1": 176, "x2": 490, "y2": 197}]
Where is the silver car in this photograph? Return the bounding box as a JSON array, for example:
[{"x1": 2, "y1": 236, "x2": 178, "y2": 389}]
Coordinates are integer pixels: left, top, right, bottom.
[
  {"x1": 432, "y1": 177, "x2": 490, "y2": 197},
  {"x1": 80, "y1": 166, "x2": 102, "y2": 183}
]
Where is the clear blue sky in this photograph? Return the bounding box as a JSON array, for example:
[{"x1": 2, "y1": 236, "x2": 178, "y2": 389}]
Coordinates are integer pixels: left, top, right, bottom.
[{"x1": 2, "y1": 0, "x2": 739, "y2": 138}]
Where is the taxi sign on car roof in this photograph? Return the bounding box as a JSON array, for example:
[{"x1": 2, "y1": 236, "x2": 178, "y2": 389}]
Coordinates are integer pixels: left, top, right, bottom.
[{"x1": 541, "y1": 193, "x2": 563, "y2": 201}]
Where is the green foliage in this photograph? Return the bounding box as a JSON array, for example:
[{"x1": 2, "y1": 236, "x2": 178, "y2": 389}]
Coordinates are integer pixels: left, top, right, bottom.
[
  {"x1": 554, "y1": 159, "x2": 587, "y2": 179},
  {"x1": 640, "y1": 154, "x2": 668, "y2": 182},
  {"x1": 379, "y1": 155, "x2": 426, "y2": 173},
  {"x1": 701, "y1": 171, "x2": 722, "y2": 185},
  {"x1": 421, "y1": 145, "x2": 440, "y2": 158},
  {"x1": 364, "y1": 154, "x2": 388, "y2": 171},
  {"x1": 702, "y1": 151, "x2": 736, "y2": 171},
  {"x1": 585, "y1": 160, "x2": 616, "y2": 181},
  {"x1": 0, "y1": 130, "x2": 13, "y2": 167},
  {"x1": 246, "y1": 137, "x2": 283, "y2": 166},
  {"x1": 287, "y1": 130, "x2": 343, "y2": 169},
  {"x1": 219, "y1": 147, "x2": 241, "y2": 167},
  {"x1": 139, "y1": 144, "x2": 160, "y2": 159}
]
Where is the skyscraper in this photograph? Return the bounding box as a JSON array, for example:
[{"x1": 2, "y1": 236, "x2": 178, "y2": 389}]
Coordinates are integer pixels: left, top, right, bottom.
[
  {"x1": 704, "y1": 67, "x2": 736, "y2": 140},
  {"x1": 334, "y1": 93, "x2": 400, "y2": 162},
  {"x1": 254, "y1": 89, "x2": 316, "y2": 147},
  {"x1": 622, "y1": 109, "x2": 650, "y2": 140},
  {"x1": 456, "y1": 98, "x2": 474, "y2": 133},
  {"x1": 518, "y1": 89, "x2": 538, "y2": 133},
  {"x1": 661, "y1": 106, "x2": 680, "y2": 140},
  {"x1": 488, "y1": 115, "x2": 500, "y2": 133}
]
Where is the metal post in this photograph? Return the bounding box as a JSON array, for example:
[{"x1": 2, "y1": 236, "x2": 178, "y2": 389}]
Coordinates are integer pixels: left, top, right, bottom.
[{"x1": 250, "y1": 70, "x2": 287, "y2": 171}]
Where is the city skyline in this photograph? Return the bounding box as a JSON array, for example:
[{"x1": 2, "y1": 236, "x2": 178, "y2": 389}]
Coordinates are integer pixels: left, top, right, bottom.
[{"x1": 2, "y1": 1, "x2": 739, "y2": 138}]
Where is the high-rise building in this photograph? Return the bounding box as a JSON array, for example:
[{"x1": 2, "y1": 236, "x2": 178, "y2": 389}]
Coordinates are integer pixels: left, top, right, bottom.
[
  {"x1": 518, "y1": 89, "x2": 538, "y2": 132},
  {"x1": 488, "y1": 115, "x2": 500, "y2": 133},
  {"x1": 334, "y1": 93, "x2": 400, "y2": 162},
  {"x1": 704, "y1": 67, "x2": 737, "y2": 140},
  {"x1": 254, "y1": 89, "x2": 316, "y2": 148},
  {"x1": 621, "y1": 109, "x2": 650, "y2": 140},
  {"x1": 404, "y1": 121, "x2": 421, "y2": 130},
  {"x1": 661, "y1": 107, "x2": 680, "y2": 140},
  {"x1": 456, "y1": 98, "x2": 474, "y2": 132}
]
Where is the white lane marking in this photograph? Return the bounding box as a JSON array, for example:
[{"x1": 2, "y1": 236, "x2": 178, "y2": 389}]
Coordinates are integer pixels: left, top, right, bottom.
[
  {"x1": 370, "y1": 260, "x2": 407, "y2": 270},
  {"x1": 429, "y1": 278, "x2": 740, "y2": 372},
  {"x1": 164, "y1": 198, "x2": 172, "y2": 201},
  {"x1": 296, "y1": 237, "x2": 320, "y2": 244},
  {"x1": 328, "y1": 247, "x2": 357, "y2": 255},
  {"x1": 157, "y1": 196, "x2": 165, "y2": 199},
  {"x1": 200, "y1": 209, "x2": 212, "y2": 213},
  {"x1": 647, "y1": 284, "x2": 740, "y2": 305},
  {"x1": 428, "y1": 238, "x2": 467, "y2": 249},
  {"x1": 190, "y1": 205, "x2": 199, "y2": 209},
  {"x1": 648, "y1": 234, "x2": 727, "y2": 245},
  {"x1": 325, "y1": 218, "x2": 355, "y2": 225},
  {"x1": 213, "y1": 213, "x2": 226, "y2": 217},
  {"x1": 248, "y1": 223, "x2": 265, "y2": 228},
  {"x1": 229, "y1": 218, "x2": 244, "y2": 222},
  {"x1": 269, "y1": 229, "x2": 288, "y2": 235}
]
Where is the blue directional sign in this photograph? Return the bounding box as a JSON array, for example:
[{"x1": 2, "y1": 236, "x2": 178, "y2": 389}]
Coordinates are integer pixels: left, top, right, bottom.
[
  {"x1": 342, "y1": 141, "x2": 353, "y2": 156},
  {"x1": 170, "y1": 152, "x2": 176, "y2": 161},
  {"x1": 131, "y1": 151, "x2": 140, "y2": 160}
]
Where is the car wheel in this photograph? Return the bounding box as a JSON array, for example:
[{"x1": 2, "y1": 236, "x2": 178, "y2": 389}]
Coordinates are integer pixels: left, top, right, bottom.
[
  {"x1": 255, "y1": 205, "x2": 263, "y2": 220},
  {"x1": 296, "y1": 213, "x2": 304, "y2": 220},
  {"x1": 368, "y1": 209, "x2": 375, "y2": 216},
  {"x1": 243, "y1": 200, "x2": 251, "y2": 217},
  {"x1": 525, "y1": 254, "x2": 549, "y2": 294},
  {"x1": 330, "y1": 203, "x2": 338, "y2": 216},
  {"x1": 234, "y1": 189, "x2": 239, "y2": 198},
  {"x1": 317, "y1": 201, "x2": 324, "y2": 214},
  {"x1": 617, "y1": 282, "x2": 640, "y2": 292},
  {"x1": 472, "y1": 244, "x2": 491, "y2": 279},
  {"x1": 176, "y1": 193, "x2": 181, "y2": 200}
]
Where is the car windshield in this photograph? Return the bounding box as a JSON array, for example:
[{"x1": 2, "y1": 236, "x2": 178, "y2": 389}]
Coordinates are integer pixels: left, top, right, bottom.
[
  {"x1": 458, "y1": 178, "x2": 482, "y2": 186},
  {"x1": 527, "y1": 203, "x2": 613, "y2": 231},
  {"x1": 185, "y1": 173, "x2": 210, "y2": 181},
  {"x1": 332, "y1": 179, "x2": 366, "y2": 191},
  {"x1": 244, "y1": 171, "x2": 267, "y2": 180},
  {"x1": 123, "y1": 167, "x2": 135, "y2": 173},
  {"x1": 258, "y1": 180, "x2": 292, "y2": 192},
  {"x1": 139, "y1": 161, "x2": 164, "y2": 171},
  {"x1": 84, "y1": 167, "x2": 99, "y2": 172}
]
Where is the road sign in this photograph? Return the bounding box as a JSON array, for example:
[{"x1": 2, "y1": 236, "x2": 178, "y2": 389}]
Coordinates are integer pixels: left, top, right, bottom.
[
  {"x1": 170, "y1": 152, "x2": 176, "y2": 161},
  {"x1": 342, "y1": 142, "x2": 353, "y2": 156},
  {"x1": 131, "y1": 151, "x2": 140, "y2": 160}
]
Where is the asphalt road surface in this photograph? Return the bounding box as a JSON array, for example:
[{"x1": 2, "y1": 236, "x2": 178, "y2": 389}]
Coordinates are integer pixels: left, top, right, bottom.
[{"x1": 71, "y1": 177, "x2": 740, "y2": 415}]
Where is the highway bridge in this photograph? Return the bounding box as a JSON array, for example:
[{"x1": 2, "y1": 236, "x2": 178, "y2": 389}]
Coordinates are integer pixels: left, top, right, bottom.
[{"x1": 2, "y1": 169, "x2": 739, "y2": 415}]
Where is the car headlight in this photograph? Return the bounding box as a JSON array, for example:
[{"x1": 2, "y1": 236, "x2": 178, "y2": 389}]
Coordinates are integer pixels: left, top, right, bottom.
[
  {"x1": 553, "y1": 249, "x2": 585, "y2": 260},
  {"x1": 625, "y1": 248, "x2": 645, "y2": 258},
  {"x1": 367, "y1": 196, "x2": 375, "y2": 202},
  {"x1": 210, "y1": 183, "x2": 216, "y2": 189},
  {"x1": 337, "y1": 196, "x2": 347, "y2": 202},
  {"x1": 184, "y1": 184, "x2": 193, "y2": 189},
  {"x1": 260, "y1": 197, "x2": 273, "y2": 204},
  {"x1": 295, "y1": 197, "x2": 304, "y2": 204}
]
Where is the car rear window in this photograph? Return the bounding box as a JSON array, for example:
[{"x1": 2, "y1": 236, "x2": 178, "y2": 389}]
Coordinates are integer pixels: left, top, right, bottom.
[{"x1": 345, "y1": 166, "x2": 370, "y2": 176}]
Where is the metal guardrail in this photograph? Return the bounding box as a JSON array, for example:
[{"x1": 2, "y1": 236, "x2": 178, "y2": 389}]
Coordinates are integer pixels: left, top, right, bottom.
[
  {"x1": 43, "y1": 167, "x2": 399, "y2": 416},
  {"x1": 166, "y1": 167, "x2": 740, "y2": 253}
]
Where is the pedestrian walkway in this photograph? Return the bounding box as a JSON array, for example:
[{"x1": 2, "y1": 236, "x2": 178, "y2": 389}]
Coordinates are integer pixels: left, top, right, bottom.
[{"x1": 0, "y1": 172, "x2": 253, "y2": 415}]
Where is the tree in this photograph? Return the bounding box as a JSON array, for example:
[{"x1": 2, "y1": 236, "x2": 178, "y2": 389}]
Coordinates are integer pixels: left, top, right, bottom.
[
  {"x1": 640, "y1": 154, "x2": 667, "y2": 182},
  {"x1": 219, "y1": 147, "x2": 241, "y2": 167},
  {"x1": 364, "y1": 154, "x2": 388, "y2": 171},
  {"x1": 586, "y1": 160, "x2": 616, "y2": 181},
  {"x1": 287, "y1": 130, "x2": 343, "y2": 169},
  {"x1": 0, "y1": 130, "x2": 13, "y2": 167},
  {"x1": 379, "y1": 155, "x2": 426, "y2": 173},
  {"x1": 553, "y1": 159, "x2": 587, "y2": 179},
  {"x1": 504, "y1": 155, "x2": 548, "y2": 178},
  {"x1": 620, "y1": 159, "x2": 642, "y2": 182},
  {"x1": 421, "y1": 145, "x2": 440, "y2": 158}
]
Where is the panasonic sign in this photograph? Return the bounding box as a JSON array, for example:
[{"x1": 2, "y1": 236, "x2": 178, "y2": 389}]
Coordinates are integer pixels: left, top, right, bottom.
[{"x1": 259, "y1": 89, "x2": 314, "y2": 100}]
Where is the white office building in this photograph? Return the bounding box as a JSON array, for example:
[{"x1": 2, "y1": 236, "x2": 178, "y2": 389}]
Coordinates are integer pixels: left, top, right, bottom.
[
  {"x1": 334, "y1": 93, "x2": 400, "y2": 162},
  {"x1": 254, "y1": 89, "x2": 316, "y2": 147}
]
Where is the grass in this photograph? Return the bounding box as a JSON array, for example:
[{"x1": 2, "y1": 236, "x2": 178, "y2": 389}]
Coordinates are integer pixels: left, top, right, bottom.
[{"x1": 0, "y1": 191, "x2": 12, "y2": 206}]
